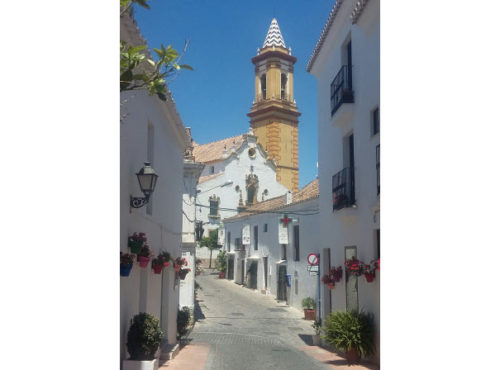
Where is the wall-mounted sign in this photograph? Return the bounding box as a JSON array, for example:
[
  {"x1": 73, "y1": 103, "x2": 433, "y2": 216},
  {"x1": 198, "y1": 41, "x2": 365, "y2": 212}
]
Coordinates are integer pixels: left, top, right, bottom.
[
  {"x1": 307, "y1": 253, "x2": 319, "y2": 266},
  {"x1": 278, "y1": 219, "x2": 288, "y2": 244},
  {"x1": 218, "y1": 228, "x2": 225, "y2": 246},
  {"x1": 242, "y1": 224, "x2": 250, "y2": 245}
]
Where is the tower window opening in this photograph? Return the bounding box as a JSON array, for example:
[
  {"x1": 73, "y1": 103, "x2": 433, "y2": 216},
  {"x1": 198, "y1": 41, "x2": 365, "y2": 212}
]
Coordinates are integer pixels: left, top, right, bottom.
[
  {"x1": 260, "y1": 74, "x2": 267, "y2": 100},
  {"x1": 281, "y1": 73, "x2": 288, "y2": 100}
]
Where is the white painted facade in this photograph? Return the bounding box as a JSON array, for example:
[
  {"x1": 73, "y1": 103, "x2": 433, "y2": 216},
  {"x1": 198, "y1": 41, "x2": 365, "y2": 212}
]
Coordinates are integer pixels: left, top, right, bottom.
[
  {"x1": 179, "y1": 144, "x2": 204, "y2": 309},
  {"x1": 308, "y1": 0, "x2": 380, "y2": 361},
  {"x1": 223, "y1": 197, "x2": 320, "y2": 313},
  {"x1": 120, "y1": 14, "x2": 188, "y2": 365},
  {"x1": 196, "y1": 131, "x2": 289, "y2": 263}
]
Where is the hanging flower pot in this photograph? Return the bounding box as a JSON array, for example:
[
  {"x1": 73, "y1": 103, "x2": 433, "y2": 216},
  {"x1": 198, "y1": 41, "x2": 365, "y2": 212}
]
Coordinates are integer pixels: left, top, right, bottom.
[
  {"x1": 138, "y1": 256, "x2": 151, "y2": 268},
  {"x1": 164, "y1": 261, "x2": 170, "y2": 267},
  {"x1": 177, "y1": 268, "x2": 190, "y2": 280},
  {"x1": 120, "y1": 252, "x2": 135, "y2": 277},
  {"x1": 364, "y1": 272, "x2": 375, "y2": 283},
  {"x1": 120, "y1": 264, "x2": 133, "y2": 277},
  {"x1": 327, "y1": 282, "x2": 335, "y2": 290},
  {"x1": 128, "y1": 232, "x2": 146, "y2": 254},
  {"x1": 152, "y1": 264, "x2": 163, "y2": 274}
]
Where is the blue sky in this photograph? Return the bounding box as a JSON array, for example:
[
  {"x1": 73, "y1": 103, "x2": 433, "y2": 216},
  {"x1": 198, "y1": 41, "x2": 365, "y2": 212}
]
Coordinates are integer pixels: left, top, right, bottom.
[{"x1": 134, "y1": 0, "x2": 335, "y2": 188}]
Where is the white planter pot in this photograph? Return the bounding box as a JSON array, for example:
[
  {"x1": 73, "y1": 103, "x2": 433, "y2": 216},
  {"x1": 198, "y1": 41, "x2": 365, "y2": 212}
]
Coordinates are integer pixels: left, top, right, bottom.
[
  {"x1": 123, "y1": 358, "x2": 158, "y2": 370},
  {"x1": 312, "y1": 335, "x2": 320, "y2": 346}
]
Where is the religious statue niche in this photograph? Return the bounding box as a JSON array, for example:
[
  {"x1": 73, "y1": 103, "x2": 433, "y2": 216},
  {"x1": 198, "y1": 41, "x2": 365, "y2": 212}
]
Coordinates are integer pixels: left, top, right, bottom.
[{"x1": 246, "y1": 173, "x2": 259, "y2": 206}]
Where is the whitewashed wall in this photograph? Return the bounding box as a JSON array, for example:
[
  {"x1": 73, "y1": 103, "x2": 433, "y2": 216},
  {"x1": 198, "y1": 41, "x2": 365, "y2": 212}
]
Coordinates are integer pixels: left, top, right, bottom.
[
  {"x1": 120, "y1": 89, "x2": 186, "y2": 361},
  {"x1": 224, "y1": 198, "x2": 320, "y2": 313},
  {"x1": 309, "y1": 0, "x2": 380, "y2": 359}
]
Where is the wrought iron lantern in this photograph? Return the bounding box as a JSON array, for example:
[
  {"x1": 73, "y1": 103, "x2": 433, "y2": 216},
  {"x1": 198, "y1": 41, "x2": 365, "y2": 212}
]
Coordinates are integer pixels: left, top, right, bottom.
[
  {"x1": 195, "y1": 221, "x2": 204, "y2": 242},
  {"x1": 130, "y1": 162, "x2": 159, "y2": 208}
]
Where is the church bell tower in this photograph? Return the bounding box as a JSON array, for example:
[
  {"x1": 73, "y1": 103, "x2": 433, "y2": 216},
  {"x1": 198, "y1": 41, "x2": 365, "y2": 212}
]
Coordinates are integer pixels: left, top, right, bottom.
[{"x1": 248, "y1": 18, "x2": 301, "y2": 193}]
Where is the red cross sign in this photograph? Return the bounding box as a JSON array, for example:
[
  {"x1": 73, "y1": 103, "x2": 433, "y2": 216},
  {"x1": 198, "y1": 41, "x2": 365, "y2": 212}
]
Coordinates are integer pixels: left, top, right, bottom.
[{"x1": 280, "y1": 214, "x2": 292, "y2": 227}]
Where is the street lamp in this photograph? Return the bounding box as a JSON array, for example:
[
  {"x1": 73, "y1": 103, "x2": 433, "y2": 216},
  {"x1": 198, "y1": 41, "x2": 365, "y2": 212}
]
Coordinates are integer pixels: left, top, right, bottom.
[{"x1": 130, "y1": 162, "x2": 159, "y2": 208}]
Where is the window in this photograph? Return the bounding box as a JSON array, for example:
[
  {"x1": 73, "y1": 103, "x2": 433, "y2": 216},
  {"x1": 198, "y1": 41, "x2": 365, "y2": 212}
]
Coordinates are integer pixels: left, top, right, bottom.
[
  {"x1": 345, "y1": 246, "x2": 359, "y2": 312},
  {"x1": 210, "y1": 166, "x2": 215, "y2": 174},
  {"x1": 376, "y1": 145, "x2": 380, "y2": 195},
  {"x1": 209, "y1": 195, "x2": 220, "y2": 218},
  {"x1": 293, "y1": 225, "x2": 300, "y2": 261},
  {"x1": 264, "y1": 224, "x2": 268, "y2": 232},
  {"x1": 281, "y1": 244, "x2": 287, "y2": 260},
  {"x1": 260, "y1": 74, "x2": 266, "y2": 99},
  {"x1": 235, "y1": 237, "x2": 242, "y2": 250},
  {"x1": 372, "y1": 107, "x2": 380, "y2": 135},
  {"x1": 281, "y1": 73, "x2": 287, "y2": 100},
  {"x1": 227, "y1": 231, "x2": 231, "y2": 252},
  {"x1": 254, "y1": 225, "x2": 258, "y2": 250}
]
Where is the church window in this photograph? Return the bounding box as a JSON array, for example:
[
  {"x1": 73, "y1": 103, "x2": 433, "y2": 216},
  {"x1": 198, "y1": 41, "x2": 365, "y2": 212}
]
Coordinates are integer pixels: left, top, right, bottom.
[
  {"x1": 281, "y1": 73, "x2": 288, "y2": 100},
  {"x1": 260, "y1": 74, "x2": 267, "y2": 99},
  {"x1": 248, "y1": 147, "x2": 256, "y2": 159},
  {"x1": 210, "y1": 166, "x2": 215, "y2": 174},
  {"x1": 209, "y1": 195, "x2": 220, "y2": 218}
]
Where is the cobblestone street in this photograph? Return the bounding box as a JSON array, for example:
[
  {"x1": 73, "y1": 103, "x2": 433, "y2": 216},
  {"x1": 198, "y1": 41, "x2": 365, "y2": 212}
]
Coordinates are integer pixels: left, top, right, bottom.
[{"x1": 188, "y1": 271, "x2": 328, "y2": 370}]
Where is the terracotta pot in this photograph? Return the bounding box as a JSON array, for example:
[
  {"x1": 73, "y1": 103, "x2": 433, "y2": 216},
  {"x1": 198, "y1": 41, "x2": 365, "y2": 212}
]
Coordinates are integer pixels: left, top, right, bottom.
[
  {"x1": 219, "y1": 271, "x2": 225, "y2": 279},
  {"x1": 137, "y1": 256, "x2": 151, "y2": 267},
  {"x1": 365, "y1": 273, "x2": 375, "y2": 282},
  {"x1": 304, "y1": 309, "x2": 316, "y2": 320},
  {"x1": 327, "y1": 282, "x2": 335, "y2": 290},
  {"x1": 152, "y1": 264, "x2": 163, "y2": 274},
  {"x1": 344, "y1": 347, "x2": 360, "y2": 364}
]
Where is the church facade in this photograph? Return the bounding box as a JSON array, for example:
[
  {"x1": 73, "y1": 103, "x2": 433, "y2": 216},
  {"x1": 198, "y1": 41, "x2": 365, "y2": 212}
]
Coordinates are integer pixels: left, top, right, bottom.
[{"x1": 193, "y1": 19, "x2": 302, "y2": 262}]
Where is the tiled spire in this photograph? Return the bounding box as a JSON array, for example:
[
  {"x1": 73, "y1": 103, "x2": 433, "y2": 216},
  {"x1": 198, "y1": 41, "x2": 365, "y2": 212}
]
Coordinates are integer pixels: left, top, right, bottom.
[{"x1": 262, "y1": 18, "x2": 286, "y2": 48}]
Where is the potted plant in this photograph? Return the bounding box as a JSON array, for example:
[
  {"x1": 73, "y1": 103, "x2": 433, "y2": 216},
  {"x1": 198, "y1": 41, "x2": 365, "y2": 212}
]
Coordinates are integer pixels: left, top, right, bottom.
[
  {"x1": 177, "y1": 267, "x2": 191, "y2": 280},
  {"x1": 177, "y1": 306, "x2": 191, "y2": 338},
  {"x1": 137, "y1": 245, "x2": 153, "y2": 268},
  {"x1": 363, "y1": 260, "x2": 377, "y2": 283},
  {"x1": 128, "y1": 232, "x2": 147, "y2": 254},
  {"x1": 321, "y1": 266, "x2": 342, "y2": 289},
  {"x1": 312, "y1": 319, "x2": 322, "y2": 346},
  {"x1": 123, "y1": 312, "x2": 163, "y2": 370},
  {"x1": 345, "y1": 257, "x2": 363, "y2": 277},
  {"x1": 216, "y1": 250, "x2": 227, "y2": 278},
  {"x1": 151, "y1": 257, "x2": 164, "y2": 274},
  {"x1": 323, "y1": 310, "x2": 375, "y2": 364},
  {"x1": 173, "y1": 257, "x2": 187, "y2": 272},
  {"x1": 158, "y1": 251, "x2": 171, "y2": 267},
  {"x1": 302, "y1": 297, "x2": 317, "y2": 320},
  {"x1": 121, "y1": 252, "x2": 135, "y2": 277}
]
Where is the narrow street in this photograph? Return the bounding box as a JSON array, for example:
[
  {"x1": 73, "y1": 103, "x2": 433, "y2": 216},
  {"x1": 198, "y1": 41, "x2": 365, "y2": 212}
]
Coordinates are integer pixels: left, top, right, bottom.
[{"x1": 186, "y1": 271, "x2": 330, "y2": 370}]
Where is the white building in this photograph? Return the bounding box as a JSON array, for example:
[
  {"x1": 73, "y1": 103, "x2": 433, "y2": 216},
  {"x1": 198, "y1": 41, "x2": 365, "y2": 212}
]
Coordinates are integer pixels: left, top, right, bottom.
[
  {"x1": 223, "y1": 179, "x2": 320, "y2": 313},
  {"x1": 307, "y1": 0, "x2": 380, "y2": 361},
  {"x1": 194, "y1": 129, "x2": 289, "y2": 265},
  {"x1": 179, "y1": 128, "x2": 204, "y2": 309},
  {"x1": 120, "y1": 12, "x2": 189, "y2": 364}
]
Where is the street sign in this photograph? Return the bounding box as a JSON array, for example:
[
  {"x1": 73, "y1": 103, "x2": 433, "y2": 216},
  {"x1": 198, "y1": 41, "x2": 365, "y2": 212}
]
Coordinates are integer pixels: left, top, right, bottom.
[
  {"x1": 307, "y1": 265, "x2": 319, "y2": 276},
  {"x1": 307, "y1": 253, "x2": 319, "y2": 266}
]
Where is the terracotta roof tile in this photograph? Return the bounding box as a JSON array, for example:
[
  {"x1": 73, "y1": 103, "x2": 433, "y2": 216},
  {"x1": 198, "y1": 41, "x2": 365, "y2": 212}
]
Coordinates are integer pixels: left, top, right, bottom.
[
  {"x1": 193, "y1": 134, "x2": 245, "y2": 164},
  {"x1": 198, "y1": 172, "x2": 224, "y2": 184},
  {"x1": 224, "y1": 178, "x2": 319, "y2": 222}
]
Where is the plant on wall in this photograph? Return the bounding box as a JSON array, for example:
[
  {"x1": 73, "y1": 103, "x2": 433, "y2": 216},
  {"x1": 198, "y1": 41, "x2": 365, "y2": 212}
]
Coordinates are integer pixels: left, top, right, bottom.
[
  {"x1": 137, "y1": 244, "x2": 153, "y2": 267},
  {"x1": 120, "y1": 252, "x2": 136, "y2": 277},
  {"x1": 321, "y1": 266, "x2": 343, "y2": 289},
  {"x1": 345, "y1": 257, "x2": 363, "y2": 277},
  {"x1": 128, "y1": 232, "x2": 147, "y2": 254}
]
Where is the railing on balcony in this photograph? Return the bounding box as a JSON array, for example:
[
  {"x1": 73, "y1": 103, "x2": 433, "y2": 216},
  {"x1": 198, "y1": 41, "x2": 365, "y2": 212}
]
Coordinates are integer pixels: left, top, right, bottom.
[
  {"x1": 332, "y1": 167, "x2": 355, "y2": 211},
  {"x1": 330, "y1": 65, "x2": 354, "y2": 117}
]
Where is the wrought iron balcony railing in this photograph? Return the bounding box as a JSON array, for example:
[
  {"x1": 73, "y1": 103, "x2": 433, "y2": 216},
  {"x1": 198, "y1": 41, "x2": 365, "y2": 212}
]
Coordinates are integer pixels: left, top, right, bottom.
[
  {"x1": 332, "y1": 167, "x2": 355, "y2": 211},
  {"x1": 330, "y1": 65, "x2": 354, "y2": 116}
]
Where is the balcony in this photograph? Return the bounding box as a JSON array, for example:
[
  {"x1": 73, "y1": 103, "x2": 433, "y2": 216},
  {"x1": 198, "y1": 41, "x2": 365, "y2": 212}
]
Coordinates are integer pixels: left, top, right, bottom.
[
  {"x1": 330, "y1": 65, "x2": 354, "y2": 117},
  {"x1": 332, "y1": 167, "x2": 355, "y2": 211}
]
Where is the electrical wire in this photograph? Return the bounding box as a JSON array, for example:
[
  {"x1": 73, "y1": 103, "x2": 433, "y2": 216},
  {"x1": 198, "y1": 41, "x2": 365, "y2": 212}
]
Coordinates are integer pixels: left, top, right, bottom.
[{"x1": 195, "y1": 203, "x2": 319, "y2": 216}]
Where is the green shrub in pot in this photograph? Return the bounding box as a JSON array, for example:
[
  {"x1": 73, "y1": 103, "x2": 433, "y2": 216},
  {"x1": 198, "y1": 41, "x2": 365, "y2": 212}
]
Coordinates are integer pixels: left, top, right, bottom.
[
  {"x1": 323, "y1": 310, "x2": 375, "y2": 362},
  {"x1": 301, "y1": 297, "x2": 316, "y2": 310},
  {"x1": 126, "y1": 313, "x2": 163, "y2": 360}
]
